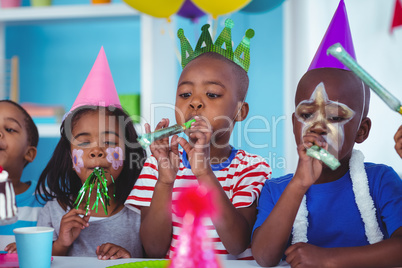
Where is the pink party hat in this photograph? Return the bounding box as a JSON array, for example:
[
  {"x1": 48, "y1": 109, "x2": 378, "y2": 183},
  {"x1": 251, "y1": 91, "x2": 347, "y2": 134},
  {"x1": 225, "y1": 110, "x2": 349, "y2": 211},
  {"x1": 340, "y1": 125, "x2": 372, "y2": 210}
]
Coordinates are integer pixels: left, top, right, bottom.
[
  {"x1": 69, "y1": 47, "x2": 122, "y2": 113},
  {"x1": 308, "y1": 0, "x2": 356, "y2": 70}
]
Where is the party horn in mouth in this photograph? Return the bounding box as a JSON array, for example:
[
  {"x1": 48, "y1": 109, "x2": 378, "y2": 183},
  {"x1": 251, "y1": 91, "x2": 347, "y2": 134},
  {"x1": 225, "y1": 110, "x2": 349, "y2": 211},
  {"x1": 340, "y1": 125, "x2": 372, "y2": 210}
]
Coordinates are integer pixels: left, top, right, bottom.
[
  {"x1": 306, "y1": 145, "x2": 341, "y2": 170},
  {"x1": 137, "y1": 119, "x2": 196, "y2": 148}
]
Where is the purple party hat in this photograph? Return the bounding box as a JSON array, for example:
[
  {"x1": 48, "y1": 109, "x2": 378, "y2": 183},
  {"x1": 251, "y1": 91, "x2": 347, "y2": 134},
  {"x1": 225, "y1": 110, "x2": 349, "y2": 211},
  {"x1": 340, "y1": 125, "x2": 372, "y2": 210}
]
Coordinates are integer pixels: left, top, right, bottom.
[{"x1": 308, "y1": 0, "x2": 356, "y2": 70}]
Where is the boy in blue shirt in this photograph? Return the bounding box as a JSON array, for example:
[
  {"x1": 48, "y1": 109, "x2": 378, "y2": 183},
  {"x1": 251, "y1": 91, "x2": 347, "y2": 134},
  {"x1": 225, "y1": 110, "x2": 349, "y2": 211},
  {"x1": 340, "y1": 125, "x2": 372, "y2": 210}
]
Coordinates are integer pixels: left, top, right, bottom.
[
  {"x1": 252, "y1": 1, "x2": 402, "y2": 267},
  {"x1": 0, "y1": 100, "x2": 42, "y2": 253}
]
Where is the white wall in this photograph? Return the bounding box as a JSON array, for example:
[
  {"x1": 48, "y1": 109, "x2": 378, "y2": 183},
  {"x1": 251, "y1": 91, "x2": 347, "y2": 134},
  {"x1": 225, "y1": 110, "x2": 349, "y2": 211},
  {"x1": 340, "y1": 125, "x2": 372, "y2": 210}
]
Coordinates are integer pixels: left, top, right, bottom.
[{"x1": 284, "y1": 0, "x2": 402, "y2": 175}]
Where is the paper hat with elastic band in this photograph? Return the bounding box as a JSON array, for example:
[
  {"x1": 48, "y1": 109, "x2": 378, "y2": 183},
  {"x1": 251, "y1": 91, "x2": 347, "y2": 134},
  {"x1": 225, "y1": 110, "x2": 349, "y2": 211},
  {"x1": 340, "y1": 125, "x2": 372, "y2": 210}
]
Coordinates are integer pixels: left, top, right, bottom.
[
  {"x1": 308, "y1": 0, "x2": 356, "y2": 71},
  {"x1": 64, "y1": 47, "x2": 122, "y2": 120}
]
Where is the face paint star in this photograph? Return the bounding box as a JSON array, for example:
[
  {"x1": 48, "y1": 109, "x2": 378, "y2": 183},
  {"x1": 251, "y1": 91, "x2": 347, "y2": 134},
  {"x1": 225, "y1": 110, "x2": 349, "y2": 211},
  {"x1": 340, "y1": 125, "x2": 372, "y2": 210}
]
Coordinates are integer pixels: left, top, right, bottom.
[{"x1": 295, "y1": 82, "x2": 355, "y2": 153}]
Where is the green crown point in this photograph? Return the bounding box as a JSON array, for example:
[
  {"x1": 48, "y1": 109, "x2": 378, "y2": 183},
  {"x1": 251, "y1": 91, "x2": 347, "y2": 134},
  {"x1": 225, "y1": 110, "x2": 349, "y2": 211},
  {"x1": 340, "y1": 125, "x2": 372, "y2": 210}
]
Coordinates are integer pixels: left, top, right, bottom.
[
  {"x1": 225, "y1": 18, "x2": 234, "y2": 29},
  {"x1": 177, "y1": 20, "x2": 254, "y2": 72},
  {"x1": 177, "y1": 28, "x2": 184, "y2": 38},
  {"x1": 246, "y1": 29, "x2": 255, "y2": 39},
  {"x1": 201, "y1": 24, "x2": 210, "y2": 32}
]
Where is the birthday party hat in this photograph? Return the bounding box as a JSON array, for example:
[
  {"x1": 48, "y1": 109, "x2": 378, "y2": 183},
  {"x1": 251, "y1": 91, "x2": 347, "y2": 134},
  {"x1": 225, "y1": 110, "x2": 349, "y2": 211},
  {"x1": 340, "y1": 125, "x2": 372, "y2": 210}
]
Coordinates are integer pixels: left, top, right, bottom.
[
  {"x1": 178, "y1": 18, "x2": 255, "y2": 72},
  {"x1": 170, "y1": 186, "x2": 220, "y2": 268},
  {"x1": 308, "y1": 0, "x2": 356, "y2": 70},
  {"x1": 69, "y1": 47, "x2": 122, "y2": 113}
]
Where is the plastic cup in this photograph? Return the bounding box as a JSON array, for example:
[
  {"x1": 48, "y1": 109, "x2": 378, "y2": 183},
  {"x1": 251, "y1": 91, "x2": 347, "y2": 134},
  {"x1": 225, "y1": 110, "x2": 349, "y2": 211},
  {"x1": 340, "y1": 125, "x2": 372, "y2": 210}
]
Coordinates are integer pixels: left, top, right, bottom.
[{"x1": 13, "y1": 226, "x2": 54, "y2": 268}]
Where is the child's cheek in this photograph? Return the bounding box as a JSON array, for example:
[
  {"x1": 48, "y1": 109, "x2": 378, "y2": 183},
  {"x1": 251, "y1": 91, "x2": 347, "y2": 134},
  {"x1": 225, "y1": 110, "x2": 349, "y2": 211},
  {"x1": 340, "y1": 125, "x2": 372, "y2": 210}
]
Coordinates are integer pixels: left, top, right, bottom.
[
  {"x1": 72, "y1": 149, "x2": 84, "y2": 174},
  {"x1": 106, "y1": 146, "x2": 124, "y2": 170}
]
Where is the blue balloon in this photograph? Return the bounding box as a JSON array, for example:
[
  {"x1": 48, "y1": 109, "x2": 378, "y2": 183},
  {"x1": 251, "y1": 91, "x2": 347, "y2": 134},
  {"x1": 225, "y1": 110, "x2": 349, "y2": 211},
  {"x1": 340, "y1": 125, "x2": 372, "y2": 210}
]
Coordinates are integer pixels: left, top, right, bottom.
[{"x1": 240, "y1": 0, "x2": 286, "y2": 13}]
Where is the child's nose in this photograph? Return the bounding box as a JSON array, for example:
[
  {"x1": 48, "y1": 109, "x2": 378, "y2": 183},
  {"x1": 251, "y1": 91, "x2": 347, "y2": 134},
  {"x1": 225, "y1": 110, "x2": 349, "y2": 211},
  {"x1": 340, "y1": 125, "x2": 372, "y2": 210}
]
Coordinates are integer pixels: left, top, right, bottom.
[
  {"x1": 308, "y1": 121, "x2": 328, "y2": 135},
  {"x1": 89, "y1": 147, "x2": 104, "y2": 158},
  {"x1": 189, "y1": 99, "x2": 203, "y2": 110}
]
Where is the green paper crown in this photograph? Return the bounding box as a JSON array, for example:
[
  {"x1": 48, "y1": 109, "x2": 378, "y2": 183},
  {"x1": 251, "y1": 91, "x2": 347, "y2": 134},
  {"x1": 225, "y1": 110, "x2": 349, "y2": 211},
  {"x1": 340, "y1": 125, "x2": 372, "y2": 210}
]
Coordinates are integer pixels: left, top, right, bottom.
[{"x1": 177, "y1": 19, "x2": 255, "y2": 72}]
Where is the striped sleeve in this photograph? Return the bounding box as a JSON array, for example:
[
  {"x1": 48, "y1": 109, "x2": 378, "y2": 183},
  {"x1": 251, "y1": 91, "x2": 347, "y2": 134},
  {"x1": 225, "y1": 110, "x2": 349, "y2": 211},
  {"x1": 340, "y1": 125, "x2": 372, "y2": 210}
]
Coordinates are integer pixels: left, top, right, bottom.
[
  {"x1": 231, "y1": 151, "x2": 271, "y2": 208},
  {"x1": 124, "y1": 156, "x2": 159, "y2": 213}
]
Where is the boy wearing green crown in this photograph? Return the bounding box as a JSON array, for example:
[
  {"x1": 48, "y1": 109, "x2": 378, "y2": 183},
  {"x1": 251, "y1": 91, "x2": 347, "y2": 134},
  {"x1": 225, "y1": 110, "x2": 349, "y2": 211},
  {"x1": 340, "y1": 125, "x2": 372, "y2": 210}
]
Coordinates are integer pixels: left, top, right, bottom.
[{"x1": 125, "y1": 19, "x2": 271, "y2": 260}]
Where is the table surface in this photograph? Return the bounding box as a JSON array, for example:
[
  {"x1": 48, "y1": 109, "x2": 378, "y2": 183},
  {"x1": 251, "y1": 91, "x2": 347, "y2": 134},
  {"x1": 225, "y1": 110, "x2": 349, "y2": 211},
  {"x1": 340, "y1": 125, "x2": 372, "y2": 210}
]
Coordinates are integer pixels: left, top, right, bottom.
[{"x1": 49, "y1": 256, "x2": 290, "y2": 268}]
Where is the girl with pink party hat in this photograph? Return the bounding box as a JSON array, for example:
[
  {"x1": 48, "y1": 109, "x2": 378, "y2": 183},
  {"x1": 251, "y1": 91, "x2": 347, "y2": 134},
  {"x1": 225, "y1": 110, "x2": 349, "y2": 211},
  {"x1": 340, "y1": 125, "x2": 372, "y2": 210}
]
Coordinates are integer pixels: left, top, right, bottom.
[
  {"x1": 36, "y1": 47, "x2": 146, "y2": 260},
  {"x1": 252, "y1": 1, "x2": 402, "y2": 267}
]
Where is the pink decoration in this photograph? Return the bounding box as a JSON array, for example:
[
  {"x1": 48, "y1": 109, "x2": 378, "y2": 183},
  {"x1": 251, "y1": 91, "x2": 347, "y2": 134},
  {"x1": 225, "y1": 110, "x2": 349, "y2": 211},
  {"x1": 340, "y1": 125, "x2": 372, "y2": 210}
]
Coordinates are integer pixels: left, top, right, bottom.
[
  {"x1": 0, "y1": 0, "x2": 21, "y2": 8},
  {"x1": 169, "y1": 185, "x2": 220, "y2": 268},
  {"x1": 391, "y1": 0, "x2": 402, "y2": 33},
  {"x1": 106, "y1": 147, "x2": 123, "y2": 170},
  {"x1": 308, "y1": 0, "x2": 356, "y2": 71},
  {"x1": 72, "y1": 149, "x2": 84, "y2": 174},
  {"x1": 69, "y1": 47, "x2": 122, "y2": 113}
]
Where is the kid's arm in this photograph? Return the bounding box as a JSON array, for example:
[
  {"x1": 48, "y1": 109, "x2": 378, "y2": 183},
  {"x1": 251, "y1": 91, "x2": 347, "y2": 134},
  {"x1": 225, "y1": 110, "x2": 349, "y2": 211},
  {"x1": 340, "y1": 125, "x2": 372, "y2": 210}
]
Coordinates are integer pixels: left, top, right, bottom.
[
  {"x1": 139, "y1": 119, "x2": 180, "y2": 258},
  {"x1": 252, "y1": 134, "x2": 326, "y2": 267},
  {"x1": 285, "y1": 227, "x2": 402, "y2": 267},
  {"x1": 252, "y1": 173, "x2": 309, "y2": 267},
  {"x1": 140, "y1": 183, "x2": 174, "y2": 258},
  {"x1": 52, "y1": 208, "x2": 90, "y2": 256},
  {"x1": 394, "y1": 125, "x2": 402, "y2": 158}
]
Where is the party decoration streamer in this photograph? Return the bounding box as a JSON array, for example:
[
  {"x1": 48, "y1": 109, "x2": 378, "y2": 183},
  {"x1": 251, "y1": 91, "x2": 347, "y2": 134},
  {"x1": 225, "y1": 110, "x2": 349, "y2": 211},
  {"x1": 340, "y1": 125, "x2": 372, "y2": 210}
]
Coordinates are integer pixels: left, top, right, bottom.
[{"x1": 74, "y1": 167, "x2": 113, "y2": 215}]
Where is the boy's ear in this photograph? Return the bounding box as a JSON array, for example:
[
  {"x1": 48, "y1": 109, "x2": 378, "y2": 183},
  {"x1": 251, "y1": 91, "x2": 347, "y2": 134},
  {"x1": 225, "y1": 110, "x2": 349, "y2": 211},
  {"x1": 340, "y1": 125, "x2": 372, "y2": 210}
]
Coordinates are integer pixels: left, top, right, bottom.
[
  {"x1": 24, "y1": 146, "x2": 37, "y2": 163},
  {"x1": 234, "y1": 102, "x2": 249, "y2": 122},
  {"x1": 355, "y1": 117, "x2": 371, "y2": 144}
]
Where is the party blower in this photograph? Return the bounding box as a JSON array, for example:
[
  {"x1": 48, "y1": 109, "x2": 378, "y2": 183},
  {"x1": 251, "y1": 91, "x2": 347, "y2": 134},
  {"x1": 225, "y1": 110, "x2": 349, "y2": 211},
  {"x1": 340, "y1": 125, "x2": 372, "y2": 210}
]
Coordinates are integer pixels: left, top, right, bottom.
[
  {"x1": 137, "y1": 119, "x2": 196, "y2": 148},
  {"x1": 327, "y1": 43, "x2": 402, "y2": 115}
]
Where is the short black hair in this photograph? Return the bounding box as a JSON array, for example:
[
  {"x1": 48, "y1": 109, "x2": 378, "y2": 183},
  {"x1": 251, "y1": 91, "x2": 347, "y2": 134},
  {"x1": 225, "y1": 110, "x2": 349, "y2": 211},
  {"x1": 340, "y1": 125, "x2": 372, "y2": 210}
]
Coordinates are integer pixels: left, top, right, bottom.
[
  {"x1": 0, "y1": 100, "x2": 38, "y2": 148},
  {"x1": 36, "y1": 106, "x2": 146, "y2": 211},
  {"x1": 188, "y1": 52, "x2": 250, "y2": 101}
]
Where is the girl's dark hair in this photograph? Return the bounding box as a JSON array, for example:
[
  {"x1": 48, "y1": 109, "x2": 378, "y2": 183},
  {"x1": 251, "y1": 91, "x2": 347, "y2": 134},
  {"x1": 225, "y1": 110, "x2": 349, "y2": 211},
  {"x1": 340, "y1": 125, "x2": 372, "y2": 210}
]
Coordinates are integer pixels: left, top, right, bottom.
[
  {"x1": 36, "y1": 106, "x2": 146, "y2": 211},
  {"x1": 0, "y1": 100, "x2": 39, "y2": 148}
]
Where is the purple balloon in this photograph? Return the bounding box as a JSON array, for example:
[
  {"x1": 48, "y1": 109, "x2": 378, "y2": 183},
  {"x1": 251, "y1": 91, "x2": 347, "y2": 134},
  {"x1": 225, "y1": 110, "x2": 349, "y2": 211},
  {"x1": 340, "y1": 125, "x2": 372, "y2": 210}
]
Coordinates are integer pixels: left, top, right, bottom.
[{"x1": 177, "y1": 0, "x2": 205, "y2": 22}]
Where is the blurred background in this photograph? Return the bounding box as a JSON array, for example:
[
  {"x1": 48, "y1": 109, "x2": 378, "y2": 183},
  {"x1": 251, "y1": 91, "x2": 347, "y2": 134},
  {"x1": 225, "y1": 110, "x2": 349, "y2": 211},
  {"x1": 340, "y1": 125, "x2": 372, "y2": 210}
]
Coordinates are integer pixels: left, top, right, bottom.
[{"x1": 0, "y1": 0, "x2": 401, "y2": 183}]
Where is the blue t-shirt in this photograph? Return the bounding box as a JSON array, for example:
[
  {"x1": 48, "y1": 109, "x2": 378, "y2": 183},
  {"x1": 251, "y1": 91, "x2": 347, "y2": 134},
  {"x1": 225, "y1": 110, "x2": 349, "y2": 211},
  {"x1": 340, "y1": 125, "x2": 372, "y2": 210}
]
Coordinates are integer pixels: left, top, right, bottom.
[
  {"x1": 254, "y1": 163, "x2": 402, "y2": 248},
  {"x1": 0, "y1": 180, "x2": 45, "y2": 250}
]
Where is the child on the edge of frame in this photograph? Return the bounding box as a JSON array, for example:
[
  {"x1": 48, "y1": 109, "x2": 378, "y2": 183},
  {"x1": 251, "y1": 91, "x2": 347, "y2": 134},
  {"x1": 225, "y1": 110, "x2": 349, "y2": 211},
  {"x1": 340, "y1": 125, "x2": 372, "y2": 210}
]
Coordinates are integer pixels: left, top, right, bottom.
[
  {"x1": 124, "y1": 19, "x2": 271, "y2": 260},
  {"x1": 394, "y1": 125, "x2": 402, "y2": 158},
  {"x1": 252, "y1": 1, "x2": 402, "y2": 267},
  {"x1": 0, "y1": 100, "x2": 41, "y2": 253},
  {"x1": 35, "y1": 47, "x2": 146, "y2": 260}
]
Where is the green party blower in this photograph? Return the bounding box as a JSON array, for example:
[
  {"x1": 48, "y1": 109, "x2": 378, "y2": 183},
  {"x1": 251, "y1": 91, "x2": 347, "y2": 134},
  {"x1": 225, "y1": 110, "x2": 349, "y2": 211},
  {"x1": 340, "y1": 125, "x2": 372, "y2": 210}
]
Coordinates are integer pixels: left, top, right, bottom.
[
  {"x1": 137, "y1": 119, "x2": 196, "y2": 148},
  {"x1": 306, "y1": 145, "x2": 341, "y2": 171},
  {"x1": 327, "y1": 43, "x2": 402, "y2": 115},
  {"x1": 73, "y1": 167, "x2": 113, "y2": 216}
]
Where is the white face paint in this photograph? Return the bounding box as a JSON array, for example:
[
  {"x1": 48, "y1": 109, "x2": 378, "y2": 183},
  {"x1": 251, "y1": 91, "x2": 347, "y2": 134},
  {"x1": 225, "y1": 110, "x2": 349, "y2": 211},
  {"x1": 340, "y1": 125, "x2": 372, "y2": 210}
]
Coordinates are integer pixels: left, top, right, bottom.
[{"x1": 295, "y1": 82, "x2": 356, "y2": 155}]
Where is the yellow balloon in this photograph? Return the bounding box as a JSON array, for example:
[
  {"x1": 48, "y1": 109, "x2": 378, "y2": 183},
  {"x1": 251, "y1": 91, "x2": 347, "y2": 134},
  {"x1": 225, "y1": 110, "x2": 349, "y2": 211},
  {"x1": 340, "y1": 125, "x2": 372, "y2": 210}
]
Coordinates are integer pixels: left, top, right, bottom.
[
  {"x1": 191, "y1": 0, "x2": 252, "y2": 19},
  {"x1": 123, "y1": 0, "x2": 185, "y2": 19}
]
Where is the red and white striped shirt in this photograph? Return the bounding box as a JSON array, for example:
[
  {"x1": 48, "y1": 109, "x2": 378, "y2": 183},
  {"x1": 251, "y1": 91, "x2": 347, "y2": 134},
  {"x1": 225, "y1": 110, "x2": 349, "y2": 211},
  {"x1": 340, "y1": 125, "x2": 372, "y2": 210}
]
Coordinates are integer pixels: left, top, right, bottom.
[{"x1": 125, "y1": 148, "x2": 271, "y2": 260}]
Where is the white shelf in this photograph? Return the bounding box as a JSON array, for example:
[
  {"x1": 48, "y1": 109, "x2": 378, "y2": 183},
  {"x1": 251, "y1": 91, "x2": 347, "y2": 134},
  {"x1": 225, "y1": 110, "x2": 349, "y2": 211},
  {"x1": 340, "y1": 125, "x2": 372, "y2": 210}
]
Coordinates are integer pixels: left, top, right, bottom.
[
  {"x1": 0, "y1": 3, "x2": 139, "y2": 24},
  {"x1": 37, "y1": 123, "x2": 60, "y2": 138},
  {"x1": 0, "y1": 4, "x2": 177, "y2": 137}
]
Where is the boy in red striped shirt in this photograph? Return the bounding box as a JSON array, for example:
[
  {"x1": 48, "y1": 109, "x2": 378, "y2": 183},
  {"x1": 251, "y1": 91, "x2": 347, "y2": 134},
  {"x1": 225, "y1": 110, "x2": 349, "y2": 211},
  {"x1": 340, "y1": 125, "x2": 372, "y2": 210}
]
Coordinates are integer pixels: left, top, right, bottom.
[{"x1": 125, "y1": 19, "x2": 271, "y2": 260}]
